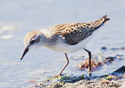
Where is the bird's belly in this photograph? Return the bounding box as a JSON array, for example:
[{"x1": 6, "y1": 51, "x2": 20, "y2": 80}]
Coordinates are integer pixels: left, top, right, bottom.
[
  {"x1": 44, "y1": 29, "x2": 99, "y2": 53},
  {"x1": 45, "y1": 35, "x2": 94, "y2": 53}
]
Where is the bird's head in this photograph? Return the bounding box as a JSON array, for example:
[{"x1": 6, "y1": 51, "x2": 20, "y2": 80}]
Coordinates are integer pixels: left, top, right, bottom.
[{"x1": 20, "y1": 30, "x2": 44, "y2": 60}]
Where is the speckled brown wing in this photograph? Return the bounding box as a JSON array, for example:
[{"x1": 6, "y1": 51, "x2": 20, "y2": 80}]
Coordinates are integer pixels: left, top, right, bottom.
[
  {"x1": 47, "y1": 23, "x2": 73, "y2": 35},
  {"x1": 61, "y1": 22, "x2": 93, "y2": 45},
  {"x1": 47, "y1": 15, "x2": 110, "y2": 45}
]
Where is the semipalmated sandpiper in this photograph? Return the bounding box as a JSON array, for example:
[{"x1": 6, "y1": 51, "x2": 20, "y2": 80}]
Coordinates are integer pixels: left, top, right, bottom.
[{"x1": 20, "y1": 15, "x2": 110, "y2": 77}]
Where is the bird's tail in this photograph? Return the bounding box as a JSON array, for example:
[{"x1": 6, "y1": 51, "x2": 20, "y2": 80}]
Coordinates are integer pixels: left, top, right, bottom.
[
  {"x1": 100, "y1": 15, "x2": 110, "y2": 24},
  {"x1": 91, "y1": 15, "x2": 110, "y2": 30}
]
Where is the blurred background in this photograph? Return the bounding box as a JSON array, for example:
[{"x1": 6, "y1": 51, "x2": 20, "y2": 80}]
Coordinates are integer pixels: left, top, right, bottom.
[{"x1": 0, "y1": 0, "x2": 125, "y2": 87}]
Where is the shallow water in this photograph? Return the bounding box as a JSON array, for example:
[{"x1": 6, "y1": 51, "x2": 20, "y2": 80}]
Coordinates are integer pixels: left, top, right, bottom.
[{"x1": 0, "y1": 0, "x2": 125, "y2": 87}]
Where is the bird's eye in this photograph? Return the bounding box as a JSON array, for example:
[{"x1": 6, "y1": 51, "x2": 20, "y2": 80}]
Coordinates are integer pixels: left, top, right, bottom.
[{"x1": 30, "y1": 40, "x2": 35, "y2": 44}]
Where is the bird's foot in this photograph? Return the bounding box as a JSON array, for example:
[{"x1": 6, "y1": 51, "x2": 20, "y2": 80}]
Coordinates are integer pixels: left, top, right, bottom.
[
  {"x1": 89, "y1": 72, "x2": 91, "y2": 76},
  {"x1": 88, "y1": 72, "x2": 92, "y2": 80},
  {"x1": 53, "y1": 74, "x2": 61, "y2": 78}
]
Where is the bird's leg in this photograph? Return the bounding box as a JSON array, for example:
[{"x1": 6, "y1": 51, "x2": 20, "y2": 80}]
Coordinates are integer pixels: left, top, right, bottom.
[
  {"x1": 84, "y1": 49, "x2": 92, "y2": 76},
  {"x1": 54, "y1": 53, "x2": 69, "y2": 78}
]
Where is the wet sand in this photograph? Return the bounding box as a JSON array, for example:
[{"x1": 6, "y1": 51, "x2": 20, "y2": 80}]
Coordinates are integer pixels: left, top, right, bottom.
[
  {"x1": 33, "y1": 66, "x2": 125, "y2": 88},
  {"x1": 0, "y1": 0, "x2": 125, "y2": 87}
]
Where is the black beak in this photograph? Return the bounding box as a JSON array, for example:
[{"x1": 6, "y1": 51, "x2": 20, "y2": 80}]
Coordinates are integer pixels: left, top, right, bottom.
[{"x1": 20, "y1": 47, "x2": 29, "y2": 60}]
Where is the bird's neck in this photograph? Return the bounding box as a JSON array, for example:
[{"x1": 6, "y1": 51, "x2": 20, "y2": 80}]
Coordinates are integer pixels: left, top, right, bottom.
[{"x1": 40, "y1": 29, "x2": 57, "y2": 47}]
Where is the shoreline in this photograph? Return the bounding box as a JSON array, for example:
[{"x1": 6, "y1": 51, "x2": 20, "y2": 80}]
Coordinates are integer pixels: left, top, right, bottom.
[{"x1": 33, "y1": 66, "x2": 125, "y2": 88}]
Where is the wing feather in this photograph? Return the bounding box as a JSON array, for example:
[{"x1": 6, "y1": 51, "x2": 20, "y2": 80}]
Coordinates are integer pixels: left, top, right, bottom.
[{"x1": 47, "y1": 15, "x2": 110, "y2": 45}]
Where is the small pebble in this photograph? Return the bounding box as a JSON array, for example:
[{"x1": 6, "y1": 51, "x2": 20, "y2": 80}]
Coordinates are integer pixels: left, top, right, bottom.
[
  {"x1": 105, "y1": 57, "x2": 114, "y2": 62},
  {"x1": 101, "y1": 47, "x2": 107, "y2": 50}
]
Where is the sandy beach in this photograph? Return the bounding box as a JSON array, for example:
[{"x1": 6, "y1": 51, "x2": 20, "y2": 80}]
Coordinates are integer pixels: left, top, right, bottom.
[{"x1": 0, "y1": 0, "x2": 125, "y2": 87}]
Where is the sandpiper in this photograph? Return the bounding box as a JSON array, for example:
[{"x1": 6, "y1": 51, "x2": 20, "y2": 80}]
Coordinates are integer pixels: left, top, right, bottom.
[{"x1": 20, "y1": 15, "x2": 110, "y2": 77}]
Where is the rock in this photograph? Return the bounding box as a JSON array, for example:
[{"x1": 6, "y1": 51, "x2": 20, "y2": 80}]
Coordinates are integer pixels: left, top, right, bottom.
[{"x1": 111, "y1": 66, "x2": 125, "y2": 75}]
